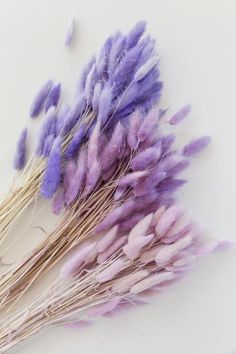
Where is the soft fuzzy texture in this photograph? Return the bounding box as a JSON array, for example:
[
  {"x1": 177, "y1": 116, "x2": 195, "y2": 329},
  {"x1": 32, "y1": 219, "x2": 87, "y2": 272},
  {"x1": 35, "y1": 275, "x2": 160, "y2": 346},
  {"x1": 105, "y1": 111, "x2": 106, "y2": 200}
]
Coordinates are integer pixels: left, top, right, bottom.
[
  {"x1": 29, "y1": 80, "x2": 53, "y2": 118},
  {"x1": 40, "y1": 136, "x2": 62, "y2": 198},
  {"x1": 13, "y1": 127, "x2": 28, "y2": 170}
]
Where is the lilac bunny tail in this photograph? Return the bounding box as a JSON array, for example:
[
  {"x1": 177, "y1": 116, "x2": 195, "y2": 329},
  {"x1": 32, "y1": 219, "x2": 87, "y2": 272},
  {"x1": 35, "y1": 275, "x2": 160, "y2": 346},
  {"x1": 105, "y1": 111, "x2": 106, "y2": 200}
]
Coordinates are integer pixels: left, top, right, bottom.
[
  {"x1": 40, "y1": 136, "x2": 62, "y2": 199},
  {"x1": 183, "y1": 136, "x2": 211, "y2": 157},
  {"x1": 64, "y1": 17, "x2": 76, "y2": 47},
  {"x1": 169, "y1": 104, "x2": 191, "y2": 125},
  {"x1": 45, "y1": 83, "x2": 61, "y2": 112},
  {"x1": 30, "y1": 80, "x2": 53, "y2": 118},
  {"x1": 126, "y1": 21, "x2": 146, "y2": 49},
  {"x1": 13, "y1": 127, "x2": 28, "y2": 170}
]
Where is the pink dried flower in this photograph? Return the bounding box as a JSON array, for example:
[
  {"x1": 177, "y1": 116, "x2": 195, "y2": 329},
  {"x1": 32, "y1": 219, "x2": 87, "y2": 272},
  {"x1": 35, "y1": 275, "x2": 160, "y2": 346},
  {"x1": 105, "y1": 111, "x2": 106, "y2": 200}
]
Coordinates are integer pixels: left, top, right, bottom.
[
  {"x1": 96, "y1": 225, "x2": 119, "y2": 253},
  {"x1": 96, "y1": 259, "x2": 127, "y2": 283},
  {"x1": 130, "y1": 271, "x2": 174, "y2": 293}
]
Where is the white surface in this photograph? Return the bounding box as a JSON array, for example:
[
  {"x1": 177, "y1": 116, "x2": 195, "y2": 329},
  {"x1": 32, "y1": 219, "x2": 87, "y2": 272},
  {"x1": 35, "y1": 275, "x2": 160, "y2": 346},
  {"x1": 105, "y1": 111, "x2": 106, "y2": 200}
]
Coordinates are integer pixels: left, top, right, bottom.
[{"x1": 0, "y1": 0, "x2": 236, "y2": 353}]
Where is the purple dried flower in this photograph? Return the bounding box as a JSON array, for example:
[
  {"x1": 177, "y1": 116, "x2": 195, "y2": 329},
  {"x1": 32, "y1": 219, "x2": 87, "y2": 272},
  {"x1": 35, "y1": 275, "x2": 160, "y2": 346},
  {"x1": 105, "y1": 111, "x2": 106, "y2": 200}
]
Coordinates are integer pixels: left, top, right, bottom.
[
  {"x1": 108, "y1": 35, "x2": 126, "y2": 76},
  {"x1": 92, "y1": 82, "x2": 102, "y2": 112},
  {"x1": 85, "y1": 64, "x2": 97, "y2": 103},
  {"x1": 159, "y1": 134, "x2": 175, "y2": 154},
  {"x1": 45, "y1": 83, "x2": 61, "y2": 112},
  {"x1": 134, "y1": 171, "x2": 166, "y2": 196},
  {"x1": 118, "y1": 171, "x2": 148, "y2": 187},
  {"x1": 65, "y1": 147, "x2": 87, "y2": 205},
  {"x1": 64, "y1": 160, "x2": 76, "y2": 190},
  {"x1": 169, "y1": 104, "x2": 191, "y2": 125},
  {"x1": 84, "y1": 158, "x2": 101, "y2": 196},
  {"x1": 126, "y1": 21, "x2": 146, "y2": 49},
  {"x1": 95, "y1": 200, "x2": 135, "y2": 233},
  {"x1": 130, "y1": 147, "x2": 161, "y2": 171},
  {"x1": 134, "y1": 56, "x2": 159, "y2": 82},
  {"x1": 118, "y1": 213, "x2": 145, "y2": 232},
  {"x1": 42, "y1": 134, "x2": 54, "y2": 157},
  {"x1": 77, "y1": 56, "x2": 96, "y2": 94},
  {"x1": 138, "y1": 37, "x2": 156, "y2": 67},
  {"x1": 157, "y1": 178, "x2": 187, "y2": 193},
  {"x1": 127, "y1": 111, "x2": 142, "y2": 149},
  {"x1": 56, "y1": 104, "x2": 69, "y2": 135},
  {"x1": 36, "y1": 107, "x2": 57, "y2": 156},
  {"x1": 96, "y1": 35, "x2": 113, "y2": 79},
  {"x1": 52, "y1": 189, "x2": 64, "y2": 215},
  {"x1": 66, "y1": 125, "x2": 86, "y2": 159},
  {"x1": 112, "y1": 46, "x2": 141, "y2": 91},
  {"x1": 64, "y1": 17, "x2": 76, "y2": 47},
  {"x1": 183, "y1": 136, "x2": 211, "y2": 157},
  {"x1": 40, "y1": 136, "x2": 62, "y2": 199},
  {"x1": 101, "y1": 122, "x2": 125, "y2": 170},
  {"x1": 13, "y1": 127, "x2": 28, "y2": 170},
  {"x1": 87, "y1": 121, "x2": 100, "y2": 166},
  {"x1": 30, "y1": 80, "x2": 53, "y2": 118},
  {"x1": 137, "y1": 107, "x2": 159, "y2": 142},
  {"x1": 97, "y1": 236, "x2": 127, "y2": 264},
  {"x1": 97, "y1": 85, "x2": 112, "y2": 124},
  {"x1": 167, "y1": 160, "x2": 190, "y2": 176},
  {"x1": 62, "y1": 95, "x2": 86, "y2": 135}
]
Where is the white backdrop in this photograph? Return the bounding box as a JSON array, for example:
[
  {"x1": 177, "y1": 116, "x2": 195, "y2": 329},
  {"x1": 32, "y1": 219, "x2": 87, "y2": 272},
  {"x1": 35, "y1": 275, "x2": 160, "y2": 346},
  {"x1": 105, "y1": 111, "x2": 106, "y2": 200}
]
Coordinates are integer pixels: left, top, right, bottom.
[{"x1": 0, "y1": 0, "x2": 235, "y2": 353}]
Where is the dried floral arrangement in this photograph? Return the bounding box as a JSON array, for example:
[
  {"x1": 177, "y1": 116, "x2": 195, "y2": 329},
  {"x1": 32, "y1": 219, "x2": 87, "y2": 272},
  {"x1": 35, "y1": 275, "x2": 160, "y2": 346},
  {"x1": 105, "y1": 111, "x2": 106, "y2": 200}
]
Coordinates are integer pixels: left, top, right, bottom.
[{"x1": 0, "y1": 21, "x2": 229, "y2": 353}]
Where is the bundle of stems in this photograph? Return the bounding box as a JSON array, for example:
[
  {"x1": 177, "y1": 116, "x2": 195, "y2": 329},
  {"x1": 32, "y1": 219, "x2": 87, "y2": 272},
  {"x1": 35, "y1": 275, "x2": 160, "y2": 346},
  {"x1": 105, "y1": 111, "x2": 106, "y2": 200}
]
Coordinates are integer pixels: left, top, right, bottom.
[
  {"x1": 0, "y1": 21, "x2": 162, "y2": 247},
  {"x1": 0, "y1": 203, "x2": 224, "y2": 353},
  {"x1": 0, "y1": 101, "x2": 209, "y2": 309}
]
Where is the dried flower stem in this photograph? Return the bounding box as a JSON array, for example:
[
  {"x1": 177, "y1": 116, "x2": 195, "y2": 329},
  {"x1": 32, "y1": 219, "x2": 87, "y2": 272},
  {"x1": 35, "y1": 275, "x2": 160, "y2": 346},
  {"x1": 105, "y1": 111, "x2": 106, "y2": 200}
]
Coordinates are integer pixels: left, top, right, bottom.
[{"x1": 0, "y1": 161, "x2": 126, "y2": 309}]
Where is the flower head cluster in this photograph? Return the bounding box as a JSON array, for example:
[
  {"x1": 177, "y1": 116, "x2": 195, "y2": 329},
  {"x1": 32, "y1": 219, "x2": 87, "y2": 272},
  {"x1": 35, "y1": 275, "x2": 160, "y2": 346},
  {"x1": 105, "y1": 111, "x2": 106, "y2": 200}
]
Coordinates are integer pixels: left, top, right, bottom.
[{"x1": 58, "y1": 203, "x2": 224, "y2": 320}]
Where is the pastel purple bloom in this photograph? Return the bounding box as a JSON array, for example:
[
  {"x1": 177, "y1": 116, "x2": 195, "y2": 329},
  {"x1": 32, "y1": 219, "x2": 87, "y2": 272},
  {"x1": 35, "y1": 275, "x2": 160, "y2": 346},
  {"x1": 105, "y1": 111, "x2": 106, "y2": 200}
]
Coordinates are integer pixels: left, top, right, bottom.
[
  {"x1": 97, "y1": 85, "x2": 112, "y2": 124},
  {"x1": 45, "y1": 83, "x2": 61, "y2": 112},
  {"x1": 65, "y1": 148, "x2": 87, "y2": 204},
  {"x1": 183, "y1": 136, "x2": 211, "y2": 157},
  {"x1": 96, "y1": 35, "x2": 113, "y2": 79},
  {"x1": 167, "y1": 160, "x2": 190, "y2": 176},
  {"x1": 95, "y1": 200, "x2": 135, "y2": 233},
  {"x1": 66, "y1": 125, "x2": 86, "y2": 159},
  {"x1": 126, "y1": 21, "x2": 146, "y2": 49},
  {"x1": 101, "y1": 122, "x2": 125, "y2": 170},
  {"x1": 159, "y1": 134, "x2": 176, "y2": 154},
  {"x1": 64, "y1": 17, "x2": 76, "y2": 47},
  {"x1": 13, "y1": 127, "x2": 28, "y2": 170},
  {"x1": 92, "y1": 82, "x2": 102, "y2": 112},
  {"x1": 134, "y1": 56, "x2": 159, "y2": 82},
  {"x1": 36, "y1": 107, "x2": 57, "y2": 156},
  {"x1": 30, "y1": 80, "x2": 53, "y2": 118},
  {"x1": 52, "y1": 189, "x2": 64, "y2": 215},
  {"x1": 108, "y1": 35, "x2": 126, "y2": 76},
  {"x1": 169, "y1": 104, "x2": 191, "y2": 125},
  {"x1": 112, "y1": 46, "x2": 141, "y2": 91},
  {"x1": 137, "y1": 107, "x2": 159, "y2": 142},
  {"x1": 157, "y1": 178, "x2": 187, "y2": 193},
  {"x1": 130, "y1": 147, "x2": 161, "y2": 170},
  {"x1": 42, "y1": 134, "x2": 54, "y2": 157},
  {"x1": 40, "y1": 136, "x2": 62, "y2": 198},
  {"x1": 77, "y1": 56, "x2": 96, "y2": 94},
  {"x1": 85, "y1": 64, "x2": 97, "y2": 103},
  {"x1": 62, "y1": 95, "x2": 86, "y2": 135}
]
